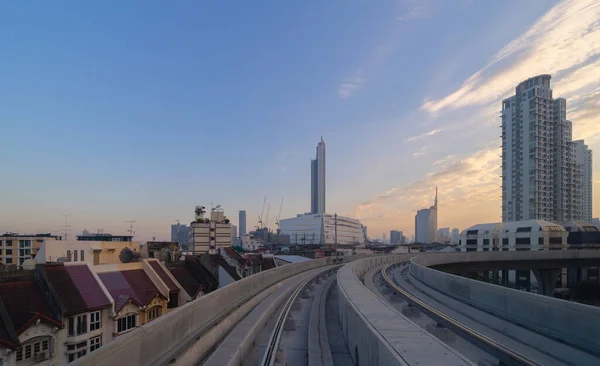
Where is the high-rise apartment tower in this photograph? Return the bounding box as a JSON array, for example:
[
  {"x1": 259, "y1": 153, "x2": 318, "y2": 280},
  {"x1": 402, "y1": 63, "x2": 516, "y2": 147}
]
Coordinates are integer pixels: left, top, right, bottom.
[{"x1": 311, "y1": 137, "x2": 326, "y2": 214}]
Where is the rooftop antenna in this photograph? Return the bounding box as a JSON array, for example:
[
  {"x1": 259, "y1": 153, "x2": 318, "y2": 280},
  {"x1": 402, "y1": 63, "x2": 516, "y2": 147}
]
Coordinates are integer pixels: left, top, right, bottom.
[
  {"x1": 124, "y1": 220, "x2": 136, "y2": 238},
  {"x1": 60, "y1": 213, "x2": 69, "y2": 241}
]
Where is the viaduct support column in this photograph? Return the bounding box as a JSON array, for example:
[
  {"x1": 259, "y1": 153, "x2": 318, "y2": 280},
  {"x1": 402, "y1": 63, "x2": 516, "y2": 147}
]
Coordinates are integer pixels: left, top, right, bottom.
[{"x1": 532, "y1": 269, "x2": 561, "y2": 297}]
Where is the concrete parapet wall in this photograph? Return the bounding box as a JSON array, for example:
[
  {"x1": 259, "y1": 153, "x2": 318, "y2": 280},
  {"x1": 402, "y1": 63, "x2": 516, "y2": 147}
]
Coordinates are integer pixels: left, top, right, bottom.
[
  {"x1": 337, "y1": 255, "x2": 473, "y2": 366},
  {"x1": 410, "y1": 251, "x2": 600, "y2": 355},
  {"x1": 76, "y1": 255, "x2": 368, "y2": 366}
]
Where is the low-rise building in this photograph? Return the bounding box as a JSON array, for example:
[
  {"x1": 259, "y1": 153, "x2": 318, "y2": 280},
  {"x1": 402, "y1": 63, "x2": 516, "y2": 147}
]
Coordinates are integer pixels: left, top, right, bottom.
[
  {"x1": 279, "y1": 213, "x2": 364, "y2": 245},
  {"x1": 241, "y1": 234, "x2": 264, "y2": 251},
  {"x1": 0, "y1": 233, "x2": 63, "y2": 267}
]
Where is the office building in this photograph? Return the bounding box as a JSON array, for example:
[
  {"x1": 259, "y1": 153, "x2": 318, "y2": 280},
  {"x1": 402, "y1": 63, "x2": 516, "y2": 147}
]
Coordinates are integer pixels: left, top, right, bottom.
[
  {"x1": 188, "y1": 206, "x2": 232, "y2": 255},
  {"x1": 451, "y1": 228, "x2": 460, "y2": 244},
  {"x1": 437, "y1": 227, "x2": 451, "y2": 243},
  {"x1": 501, "y1": 74, "x2": 593, "y2": 222},
  {"x1": 0, "y1": 233, "x2": 62, "y2": 267},
  {"x1": 171, "y1": 223, "x2": 189, "y2": 249},
  {"x1": 239, "y1": 210, "x2": 247, "y2": 237},
  {"x1": 231, "y1": 225, "x2": 237, "y2": 241},
  {"x1": 311, "y1": 137, "x2": 326, "y2": 214},
  {"x1": 279, "y1": 213, "x2": 364, "y2": 245},
  {"x1": 414, "y1": 187, "x2": 438, "y2": 244},
  {"x1": 362, "y1": 225, "x2": 368, "y2": 241},
  {"x1": 390, "y1": 230, "x2": 404, "y2": 244},
  {"x1": 573, "y1": 140, "x2": 593, "y2": 222}
]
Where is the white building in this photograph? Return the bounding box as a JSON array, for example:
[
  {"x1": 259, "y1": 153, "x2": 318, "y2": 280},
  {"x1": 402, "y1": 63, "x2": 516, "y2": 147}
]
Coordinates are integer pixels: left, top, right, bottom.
[
  {"x1": 451, "y1": 228, "x2": 460, "y2": 244},
  {"x1": 573, "y1": 140, "x2": 593, "y2": 222},
  {"x1": 415, "y1": 188, "x2": 438, "y2": 244},
  {"x1": 501, "y1": 74, "x2": 592, "y2": 222},
  {"x1": 279, "y1": 213, "x2": 364, "y2": 245},
  {"x1": 311, "y1": 137, "x2": 326, "y2": 214},
  {"x1": 188, "y1": 206, "x2": 232, "y2": 255},
  {"x1": 241, "y1": 234, "x2": 263, "y2": 251}
]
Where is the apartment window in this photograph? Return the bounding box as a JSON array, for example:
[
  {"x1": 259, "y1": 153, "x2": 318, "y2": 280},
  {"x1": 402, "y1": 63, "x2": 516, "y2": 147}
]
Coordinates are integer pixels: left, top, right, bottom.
[
  {"x1": 89, "y1": 336, "x2": 102, "y2": 352},
  {"x1": 90, "y1": 311, "x2": 101, "y2": 331},
  {"x1": 80, "y1": 250, "x2": 85, "y2": 262},
  {"x1": 6, "y1": 240, "x2": 12, "y2": 247},
  {"x1": 483, "y1": 239, "x2": 490, "y2": 246},
  {"x1": 147, "y1": 307, "x2": 161, "y2": 322},
  {"x1": 117, "y1": 314, "x2": 137, "y2": 333},
  {"x1": 67, "y1": 250, "x2": 72, "y2": 261},
  {"x1": 67, "y1": 341, "x2": 87, "y2": 363},
  {"x1": 5, "y1": 249, "x2": 12, "y2": 255},
  {"x1": 16, "y1": 338, "x2": 50, "y2": 363},
  {"x1": 18, "y1": 240, "x2": 31, "y2": 248},
  {"x1": 5, "y1": 258, "x2": 12, "y2": 264},
  {"x1": 68, "y1": 314, "x2": 88, "y2": 336},
  {"x1": 502, "y1": 238, "x2": 509, "y2": 245},
  {"x1": 74, "y1": 251, "x2": 78, "y2": 262}
]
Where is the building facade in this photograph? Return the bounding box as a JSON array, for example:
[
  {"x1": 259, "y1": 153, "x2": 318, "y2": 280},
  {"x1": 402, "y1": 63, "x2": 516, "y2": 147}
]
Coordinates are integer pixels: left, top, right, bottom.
[
  {"x1": 188, "y1": 206, "x2": 232, "y2": 255},
  {"x1": 0, "y1": 233, "x2": 62, "y2": 267},
  {"x1": 573, "y1": 140, "x2": 593, "y2": 222},
  {"x1": 390, "y1": 230, "x2": 404, "y2": 245},
  {"x1": 279, "y1": 213, "x2": 364, "y2": 246},
  {"x1": 239, "y1": 210, "x2": 247, "y2": 237},
  {"x1": 414, "y1": 188, "x2": 438, "y2": 244},
  {"x1": 170, "y1": 223, "x2": 189, "y2": 249},
  {"x1": 501, "y1": 74, "x2": 592, "y2": 222},
  {"x1": 311, "y1": 137, "x2": 326, "y2": 214}
]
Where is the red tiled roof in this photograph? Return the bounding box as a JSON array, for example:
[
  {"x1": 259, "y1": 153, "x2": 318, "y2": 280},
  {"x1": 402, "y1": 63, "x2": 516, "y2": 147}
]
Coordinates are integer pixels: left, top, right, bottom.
[
  {"x1": 0, "y1": 280, "x2": 61, "y2": 349},
  {"x1": 169, "y1": 267, "x2": 203, "y2": 298},
  {"x1": 148, "y1": 260, "x2": 179, "y2": 293},
  {"x1": 44, "y1": 264, "x2": 110, "y2": 316},
  {"x1": 98, "y1": 269, "x2": 163, "y2": 313},
  {"x1": 223, "y1": 247, "x2": 247, "y2": 267}
]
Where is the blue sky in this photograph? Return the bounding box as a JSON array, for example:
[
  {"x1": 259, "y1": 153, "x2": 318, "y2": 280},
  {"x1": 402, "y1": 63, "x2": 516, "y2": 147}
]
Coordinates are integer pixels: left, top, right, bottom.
[{"x1": 1, "y1": 0, "x2": 599, "y2": 241}]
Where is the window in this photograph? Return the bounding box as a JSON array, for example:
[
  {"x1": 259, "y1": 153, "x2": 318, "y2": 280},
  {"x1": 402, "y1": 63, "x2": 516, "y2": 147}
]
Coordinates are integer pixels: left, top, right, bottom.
[
  {"x1": 5, "y1": 258, "x2": 12, "y2": 264},
  {"x1": 117, "y1": 314, "x2": 137, "y2": 333},
  {"x1": 6, "y1": 240, "x2": 12, "y2": 247},
  {"x1": 80, "y1": 250, "x2": 85, "y2": 262},
  {"x1": 549, "y1": 237, "x2": 562, "y2": 245},
  {"x1": 68, "y1": 314, "x2": 87, "y2": 336},
  {"x1": 147, "y1": 307, "x2": 161, "y2": 321},
  {"x1": 67, "y1": 250, "x2": 71, "y2": 261},
  {"x1": 90, "y1": 311, "x2": 101, "y2": 331},
  {"x1": 18, "y1": 240, "x2": 31, "y2": 248},
  {"x1": 483, "y1": 239, "x2": 490, "y2": 246},
  {"x1": 16, "y1": 338, "x2": 50, "y2": 363},
  {"x1": 74, "y1": 251, "x2": 78, "y2": 262},
  {"x1": 168, "y1": 295, "x2": 178, "y2": 309},
  {"x1": 67, "y1": 341, "x2": 87, "y2": 363},
  {"x1": 89, "y1": 336, "x2": 102, "y2": 352},
  {"x1": 516, "y1": 238, "x2": 530, "y2": 245},
  {"x1": 5, "y1": 249, "x2": 12, "y2": 255}
]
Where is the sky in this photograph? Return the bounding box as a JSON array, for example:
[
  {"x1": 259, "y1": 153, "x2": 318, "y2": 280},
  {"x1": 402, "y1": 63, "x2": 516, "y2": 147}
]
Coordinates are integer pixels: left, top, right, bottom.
[{"x1": 1, "y1": 0, "x2": 599, "y2": 241}]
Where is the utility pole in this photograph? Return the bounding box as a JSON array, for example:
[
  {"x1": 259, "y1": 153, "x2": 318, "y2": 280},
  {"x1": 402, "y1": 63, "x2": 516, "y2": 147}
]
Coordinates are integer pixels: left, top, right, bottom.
[{"x1": 124, "y1": 220, "x2": 136, "y2": 239}]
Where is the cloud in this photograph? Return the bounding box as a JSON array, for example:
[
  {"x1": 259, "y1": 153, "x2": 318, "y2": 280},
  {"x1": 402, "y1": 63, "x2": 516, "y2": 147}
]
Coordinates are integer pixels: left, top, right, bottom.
[
  {"x1": 397, "y1": 0, "x2": 437, "y2": 21},
  {"x1": 432, "y1": 154, "x2": 458, "y2": 166},
  {"x1": 421, "y1": 0, "x2": 600, "y2": 113},
  {"x1": 412, "y1": 146, "x2": 427, "y2": 157},
  {"x1": 405, "y1": 128, "x2": 444, "y2": 142},
  {"x1": 338, "y1": 77, "x2": 365, "y2": 99}
]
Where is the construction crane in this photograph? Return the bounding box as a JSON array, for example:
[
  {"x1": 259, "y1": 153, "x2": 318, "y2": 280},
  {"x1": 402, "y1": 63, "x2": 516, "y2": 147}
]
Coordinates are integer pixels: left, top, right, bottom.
[
  {"x1": 258, "y1": 196, "x2": 267, "y2": 228},
  {"x1": 275, "y1": 198, "x2": 284, "y2": 232},
  {"x1": 264, "y1": 203, "x2": 271, "y2": 231}
]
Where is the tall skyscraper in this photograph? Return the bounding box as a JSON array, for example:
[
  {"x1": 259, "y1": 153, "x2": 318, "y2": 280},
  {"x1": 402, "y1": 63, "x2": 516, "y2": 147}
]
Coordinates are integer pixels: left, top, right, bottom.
[
  {"x1": 574, "y1": 140, "x2": 593, "y2": 222},
  {"x1": 239, "y1": 210, "x2": 247, "y2": 237},
  {"x1": 414, "y1": 187, "x2": 438, "y2": 243},
  {"x1": 171, "y1": 223, "x2": 189, "y2": 249},
  {"x1": 390, "y1": 230, "x2": 404, "y2": 244},
  {"x1": 311, "y1": 137, "x2": 326, "y2": 214},
  {"x1": 501, "y1": 74, "x2": 592, "y2": 222}
]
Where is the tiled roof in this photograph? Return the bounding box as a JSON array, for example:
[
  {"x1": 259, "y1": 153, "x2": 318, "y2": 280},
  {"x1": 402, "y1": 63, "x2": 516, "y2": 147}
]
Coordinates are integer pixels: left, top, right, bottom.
[
  {"x1": 245, "y1": 254, "x2": 263, "y2": 266},
  {"x1": 98, "y1": 269, "x2": 163, "y2": 313},
  {"x1": 0, "y1": 280, "x2": 61, "y2": 349},
  {"x1": 262, "y1": 257, "x2": 276, "y2": 270},
  {"x1": 213, "y1": 255, "x2": 242, "y2": 281},
  {"x1": 222, "y1": 247, "x2": 247, "y2": 267},
  {"x1": 148, "y1": 260, "x2": 179, "y2": 293},
  {"x1": 169, "y1": 267, "x2": 203, "y2": 298},
  {"x1": 43, "y1": 264, "x2": 111, "y2": 316}
]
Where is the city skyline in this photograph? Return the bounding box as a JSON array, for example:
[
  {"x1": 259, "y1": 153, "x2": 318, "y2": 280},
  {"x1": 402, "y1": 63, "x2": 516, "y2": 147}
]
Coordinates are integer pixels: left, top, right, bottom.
[{"x1": 1, "y1": 0, "x2": 599, "y2": 241}]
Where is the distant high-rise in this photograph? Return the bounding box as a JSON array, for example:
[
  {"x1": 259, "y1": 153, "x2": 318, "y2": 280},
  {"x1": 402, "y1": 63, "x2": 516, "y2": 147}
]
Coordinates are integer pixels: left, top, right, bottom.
[
  {"x1": 171, "y1": 223, "x2": 189, "y2": 249},
  {"x1": 311, "y1": 137, "x2": 326, "y2": 214},
  {"x1": 573, "y1": 140, "x2": 593, "y2": 222},
  {"x1": 414, "y1": 187, "x2": 438, "y2": 244},
  {"x1": 390, "y1": 230, "x2": 404, "y2": 244},
  {"x1": 501, "y1": 74, "x2": 592, "y2": 222},
  {"x1": 239, "y1": 210, "x2": 247, "y2": 237},
  {"x1": 451, "y1": 228, "x2": 460, "y2": 244}
]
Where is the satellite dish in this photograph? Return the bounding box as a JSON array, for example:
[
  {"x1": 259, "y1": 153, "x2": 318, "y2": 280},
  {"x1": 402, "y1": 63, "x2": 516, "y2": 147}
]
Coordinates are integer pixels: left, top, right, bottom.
[{"x1": 119, "y1": 248, "x2": 134, "y2": 263}]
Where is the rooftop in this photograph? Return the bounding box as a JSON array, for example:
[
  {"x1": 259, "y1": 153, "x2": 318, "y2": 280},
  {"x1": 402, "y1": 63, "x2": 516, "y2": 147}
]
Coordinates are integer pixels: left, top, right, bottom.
[{"x1": 98, "y1": 269, "x2": 163, "y2": 313}]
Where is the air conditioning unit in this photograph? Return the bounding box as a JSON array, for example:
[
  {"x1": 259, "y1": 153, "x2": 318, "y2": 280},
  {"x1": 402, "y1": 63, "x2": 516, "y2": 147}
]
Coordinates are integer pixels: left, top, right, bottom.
[{"x1": 35, "y1": 351, "x2": 49, "y2": 362}]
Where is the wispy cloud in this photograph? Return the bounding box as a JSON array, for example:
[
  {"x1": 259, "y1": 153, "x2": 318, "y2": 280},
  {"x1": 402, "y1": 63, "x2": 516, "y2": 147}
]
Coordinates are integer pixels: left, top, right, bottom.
[
  {"x1": 405, "y1": 128, "x2": 443, "y2": 142},
  {"x1": 338, "y1": 77, "x2": 365, "y2": 99},
  {"x1": 397, "y1": 0, "x2": 437, "y2": 21},
  {"x1": 421, "y1": 0, "x2": 600, "y2": 113},
  {"x1": 412, "y1": 146, "x2": 427, "y2": 157}
]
